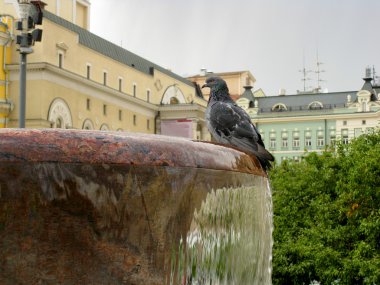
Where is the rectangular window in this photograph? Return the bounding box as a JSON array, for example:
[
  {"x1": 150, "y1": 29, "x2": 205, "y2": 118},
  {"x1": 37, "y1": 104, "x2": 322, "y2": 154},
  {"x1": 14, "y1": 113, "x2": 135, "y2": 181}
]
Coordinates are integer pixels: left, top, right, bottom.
[
  {"x1": 147, "y1": 119, "x2": 150, "y2": 130},
  {"x1": 133, "y1": 114, "x2": 137, "y2": 125},
  {"x1": 103, "y1": 104, "x2": 107, "y2": 116},
  {"x1": 330, "y1": 136, "x2": 336, "y2": 146},
  {"x1": 270, "y1": 139, "x2": 276, "y2": 149},
  {"x1": 119, "y1": 78, "x2": 123, "y2": 92},
  {"x1": 103, "y1": 72, "x2": 107, "y2": 86},
  {"x1": 293, "y1": 139, "x2": 300, "y2": 148},
  {"x1": 362, "y1": 120, "x2": 366, "y2": 125},
  {"x1": 118, "y1": 110, "x2": 122, "y2": 121},
  {"x1": 343, "y1": 120, "x2": 347, "y2": 126},
  {"x1": 86, "y1": 98, "x2": 90, "y2": 110},
  {"x1": 133, "y1": 84, "x2": 137, "y2": 97},
  {"x1": 293, "y1": 156, "x2": 300, "y2": 163},
  {"x1": 147, "y1": 90, "x2": 150, "y2": 102},
  {"x1": 86, "y1": 65, "x2": 91, "y2": 79},
  {"x1": 317, "y1": 138, "x2": 324, "y2": 147},
  {"x1": 58, "y1": 53, "x2": 63, "y2": 68},
  {"x1": 282, "y1": 139, "x2": 288, "y2": 148},
  {"x1": 354, "y1": 128, "x2": 362, "y2": 137},
  {"x1": 305, "y1": 138, "x2": 312, "y2": 147},
  {"x1": 342, "y1": 137, "x2": 349, "y2": 144}
]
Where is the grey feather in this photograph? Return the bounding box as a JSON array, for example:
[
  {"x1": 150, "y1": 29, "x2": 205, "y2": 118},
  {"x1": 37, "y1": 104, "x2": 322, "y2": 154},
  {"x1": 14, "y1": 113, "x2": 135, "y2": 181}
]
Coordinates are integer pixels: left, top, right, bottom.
[{"x1": 203, "y1": 76, "x2": 274, "y2": 171}]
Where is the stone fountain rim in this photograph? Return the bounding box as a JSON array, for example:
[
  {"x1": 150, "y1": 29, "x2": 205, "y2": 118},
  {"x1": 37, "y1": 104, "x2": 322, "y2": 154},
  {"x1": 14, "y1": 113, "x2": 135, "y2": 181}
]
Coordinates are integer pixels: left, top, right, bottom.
[{"x1": 0, "y1": 128, "x2": 266, "y2": 177}]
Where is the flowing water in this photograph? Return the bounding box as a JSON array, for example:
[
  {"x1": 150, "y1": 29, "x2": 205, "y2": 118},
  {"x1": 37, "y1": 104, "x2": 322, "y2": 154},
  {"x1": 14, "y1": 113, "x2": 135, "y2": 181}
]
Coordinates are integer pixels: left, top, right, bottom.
[{"x1": 171, "y1": 178, "x2": 273, "y2": 285}]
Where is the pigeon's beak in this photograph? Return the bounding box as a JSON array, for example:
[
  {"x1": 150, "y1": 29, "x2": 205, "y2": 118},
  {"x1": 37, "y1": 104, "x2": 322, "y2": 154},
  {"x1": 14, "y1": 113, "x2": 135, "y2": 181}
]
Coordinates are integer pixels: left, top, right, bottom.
[{"x1": 201, "y1": 83, "x2": 208, "y2": 89}]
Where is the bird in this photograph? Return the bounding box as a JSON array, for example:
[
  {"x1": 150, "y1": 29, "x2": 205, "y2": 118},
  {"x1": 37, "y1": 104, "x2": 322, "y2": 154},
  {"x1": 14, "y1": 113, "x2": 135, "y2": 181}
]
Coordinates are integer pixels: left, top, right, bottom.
[{"x1": 202, "y1": 76, "x2": 274, "y2": 171}]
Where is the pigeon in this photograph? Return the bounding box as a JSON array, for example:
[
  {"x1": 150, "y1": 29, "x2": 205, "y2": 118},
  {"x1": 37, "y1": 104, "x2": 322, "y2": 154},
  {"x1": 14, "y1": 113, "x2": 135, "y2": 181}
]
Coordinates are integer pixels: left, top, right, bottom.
[{"x1": 202, "y1": 76, "x2": 274, "y2": 171}]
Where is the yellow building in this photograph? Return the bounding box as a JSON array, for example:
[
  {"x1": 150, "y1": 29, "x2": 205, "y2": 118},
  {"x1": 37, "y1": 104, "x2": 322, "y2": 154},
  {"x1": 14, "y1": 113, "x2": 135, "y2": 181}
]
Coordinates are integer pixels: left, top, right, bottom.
[{"x1": 0, "y1": 0, "x2": 210, "y2": 140}]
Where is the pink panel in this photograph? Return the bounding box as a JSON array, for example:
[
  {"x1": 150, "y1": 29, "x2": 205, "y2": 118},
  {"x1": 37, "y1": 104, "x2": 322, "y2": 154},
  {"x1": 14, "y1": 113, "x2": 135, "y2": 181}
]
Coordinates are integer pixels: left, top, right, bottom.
[{"x1": 161, "y1": 119, "x2": 193, "y2": 138}]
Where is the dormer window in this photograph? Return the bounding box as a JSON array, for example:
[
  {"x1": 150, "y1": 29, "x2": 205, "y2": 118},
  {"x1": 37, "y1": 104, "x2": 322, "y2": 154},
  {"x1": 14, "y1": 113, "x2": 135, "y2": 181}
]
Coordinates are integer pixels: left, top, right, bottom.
[
  {"x1": 308, "y1": 101, "x2": 323, "y2": 110},
  {"x1": 272, "y1": 103, "x2": 287, "y2": 112}
]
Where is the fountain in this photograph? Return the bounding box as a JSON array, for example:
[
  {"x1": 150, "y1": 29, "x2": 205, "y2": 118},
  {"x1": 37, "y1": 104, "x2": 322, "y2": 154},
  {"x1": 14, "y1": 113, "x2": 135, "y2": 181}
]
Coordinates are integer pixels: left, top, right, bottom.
[{"x1": 0, "y1": 128, "x2": 272, "y2": 284}]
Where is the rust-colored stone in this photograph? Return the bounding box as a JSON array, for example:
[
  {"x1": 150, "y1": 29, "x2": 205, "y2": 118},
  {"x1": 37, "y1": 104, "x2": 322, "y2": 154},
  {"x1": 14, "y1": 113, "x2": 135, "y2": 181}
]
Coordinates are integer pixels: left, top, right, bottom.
[
  {"x1": 0, "y1": 129, "x2": 265, "y2": 176},
  {"x1": 0, "y1": 129, "x2": 268, "y2": 284}
]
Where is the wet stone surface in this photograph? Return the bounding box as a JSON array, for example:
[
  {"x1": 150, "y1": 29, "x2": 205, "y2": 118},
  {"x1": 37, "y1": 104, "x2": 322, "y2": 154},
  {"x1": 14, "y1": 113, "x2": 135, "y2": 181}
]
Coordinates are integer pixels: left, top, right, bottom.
[{"x1": 0, "y1": 129, "x2": 271, "y2": 284}]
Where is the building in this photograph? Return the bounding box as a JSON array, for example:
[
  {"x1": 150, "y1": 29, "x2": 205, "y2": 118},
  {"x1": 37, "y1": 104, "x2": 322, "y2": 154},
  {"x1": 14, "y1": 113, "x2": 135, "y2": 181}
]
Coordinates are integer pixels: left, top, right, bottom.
[
  {"x1": 0, "y1": 0, "x2": 210, "y2": 140},
  {"x1": 187, "y1": 70, "x2": 257, "y2": 101},
  {"x1": 236, "y1": 71, "x2": 380, "y2": 163}
]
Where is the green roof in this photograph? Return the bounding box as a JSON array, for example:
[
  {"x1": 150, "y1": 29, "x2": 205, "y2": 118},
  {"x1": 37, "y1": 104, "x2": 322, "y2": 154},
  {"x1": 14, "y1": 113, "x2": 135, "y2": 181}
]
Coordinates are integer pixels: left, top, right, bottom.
[{"x1": 44, "y1": 10, "x2": 194, "y2": 87}]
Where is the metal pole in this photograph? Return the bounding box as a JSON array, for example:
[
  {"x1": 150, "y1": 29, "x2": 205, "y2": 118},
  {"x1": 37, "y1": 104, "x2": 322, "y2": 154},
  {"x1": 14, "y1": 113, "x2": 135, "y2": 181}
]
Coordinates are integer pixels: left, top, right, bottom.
[{"x1": 19, "y1": 50, "x2": 27, "y2": 128}]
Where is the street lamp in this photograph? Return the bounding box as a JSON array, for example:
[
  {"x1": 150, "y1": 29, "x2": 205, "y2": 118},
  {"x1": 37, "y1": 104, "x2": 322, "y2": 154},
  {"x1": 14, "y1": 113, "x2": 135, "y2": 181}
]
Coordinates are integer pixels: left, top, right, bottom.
[{"x1": 15, "y1": 0, "x2": 43, "y2": 128}]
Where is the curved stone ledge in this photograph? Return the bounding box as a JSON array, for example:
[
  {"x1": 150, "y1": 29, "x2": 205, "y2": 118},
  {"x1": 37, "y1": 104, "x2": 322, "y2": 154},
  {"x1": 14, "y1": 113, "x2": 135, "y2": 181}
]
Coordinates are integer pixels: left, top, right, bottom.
[{"x1": 0, "y1": 128, "x2": 265, "y2": 176}]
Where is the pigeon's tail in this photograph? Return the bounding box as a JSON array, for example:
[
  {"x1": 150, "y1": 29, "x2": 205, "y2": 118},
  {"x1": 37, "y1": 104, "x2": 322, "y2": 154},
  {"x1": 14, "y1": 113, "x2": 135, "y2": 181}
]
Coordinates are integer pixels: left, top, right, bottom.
[
  {"x1": 253, "y1": 144, "x2": 274, "y2": 172},
  {"x1": 229, "y1": 137, "x2": 274, "y2": 171}
]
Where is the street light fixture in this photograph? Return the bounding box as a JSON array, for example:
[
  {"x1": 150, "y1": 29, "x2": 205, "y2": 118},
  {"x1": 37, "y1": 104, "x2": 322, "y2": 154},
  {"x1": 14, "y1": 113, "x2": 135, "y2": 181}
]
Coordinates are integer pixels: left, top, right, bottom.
[{"x1": 15, "y1": 0, "x2": 43, "y2": 128}]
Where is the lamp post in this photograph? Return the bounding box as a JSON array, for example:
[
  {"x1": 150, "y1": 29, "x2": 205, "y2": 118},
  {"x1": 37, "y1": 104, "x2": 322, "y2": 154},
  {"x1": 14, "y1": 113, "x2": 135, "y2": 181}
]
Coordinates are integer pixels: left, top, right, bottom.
[{"x1": 16, "y1": 0, "x2": 43, "y2": 128}]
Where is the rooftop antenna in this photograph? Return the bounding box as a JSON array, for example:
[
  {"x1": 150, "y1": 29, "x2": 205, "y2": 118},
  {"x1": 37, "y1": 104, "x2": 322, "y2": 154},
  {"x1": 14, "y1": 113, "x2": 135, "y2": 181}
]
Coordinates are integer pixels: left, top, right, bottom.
[
  {"x1": 299, "y1": 50, "x2": 312, "y2": 92},
  {"x1": 364, "y1": 65, "x2": 372, "y2": 78},
  {"x1": 372, "y1": 65, "x2": 380, "y2": 86},
  {"x1": 315, "y1": 49, "x2": 326, "y2": 92}
]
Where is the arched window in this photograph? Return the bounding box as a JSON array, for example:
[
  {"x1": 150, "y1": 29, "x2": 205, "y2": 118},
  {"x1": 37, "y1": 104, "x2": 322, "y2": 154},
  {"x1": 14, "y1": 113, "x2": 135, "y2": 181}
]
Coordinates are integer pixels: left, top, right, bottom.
[
  {"x1": 272, "y1": 103, "x2": 287, "y2": 112},
  {"x1": 161, "y1": 85, "x2": 186, "y2": 104},
  {"x1": 82, "y1": 119, "x2": 94, "y2": 130},
  {"x1": 308, "y1": 101, "x2": 323, "y2": 110},
  {"x1": 100, "y1": 124, "x2": 110, "y2": 131},
  {"x1": 48, "y1": 98, "x2": 73, "y2": 129}
]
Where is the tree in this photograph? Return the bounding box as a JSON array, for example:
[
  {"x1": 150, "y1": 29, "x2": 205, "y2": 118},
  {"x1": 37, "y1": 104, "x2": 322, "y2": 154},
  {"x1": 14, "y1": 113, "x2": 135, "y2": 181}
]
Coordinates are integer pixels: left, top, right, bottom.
[{"x1": 270, "y1": 130, "x2": 380, "y2": 285}]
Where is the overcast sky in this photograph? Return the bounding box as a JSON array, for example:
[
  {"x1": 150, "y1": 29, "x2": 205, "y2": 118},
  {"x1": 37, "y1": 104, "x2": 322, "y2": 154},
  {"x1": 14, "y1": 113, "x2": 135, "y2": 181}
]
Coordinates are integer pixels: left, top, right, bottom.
[{"x1": 90, "y1": 0, "x2": 380, "y2": 96}]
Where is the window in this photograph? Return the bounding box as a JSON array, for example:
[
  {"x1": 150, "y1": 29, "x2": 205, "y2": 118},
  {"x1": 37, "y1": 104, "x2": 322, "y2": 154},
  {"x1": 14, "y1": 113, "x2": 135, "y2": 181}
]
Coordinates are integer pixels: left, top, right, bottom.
[
  {"x1": 343, "y1": 120, "x2": 347, "y2": 126},
  {"x1": 270, "y1": 139, "x2": 276, "y2": 149},
  {"x1": 147, "y1": 119, "x2": 150, "y2": 130},
  {"x1": 86, "y1": 64, "x2": 91, "y2": 79},
  {"x1": 103, "y1": 104, "x2": 107, "y2": 116},
  {"x1": 316, "y1": 130, "x2": 324, "y2": 147},
  {"x1": 58, "y1": 53, "x2": 63, "y2": 68},
  {"x1": 272, "y1": 103, "x2": 287, "y2": 112},
  {"x1": 282, "y1": 139, "x2": 288, "y2": 148},
  {"x1": 362, "y1": 120, "x2": 366, "y2": 125},
  {"x1": 305, "y1": 130, "x2": 312, "y2": 147},
  {"x1": 147, "y1": 90, "x2": 150, "y2": 102},
  {"x1": 317, "y1": 138, "x2": 324, "y2": 147},
  {"x1": 118, "y1": 78, "x2": 123, "y2": 92},
  {"x1": 330, "y1": 136, "x2": 336, "y2": 146},
  {"x1": 308, "y1": 101, "x2": 323, "y2": 110},
  {"x1": 293, "y1": 156, "x2": 300, "y2": 163},
  {"x1": 354, "y1": 128, "x2": 362, "y2": 137},
  {"x1": 103, "y1": 71, "x2": 107, "y2": 86},
  {"x1": 133, "y1": 84, "x2": 137, "y2": 97},
  {"x1": 293, "y1": 139, "x2": 300, "y2": 147},
  {"x1": 86, "y1": 98, "x2": 90, "y2": 110},
  {"x1": 118, "y1": 110, "x2": 122, "y2": 121},
  {"x1": 342, "y1": 129, "x2": 349, "y2": 144},
  {"x1": 133, "y1": 114, "x2": 137, "y2": 125}
]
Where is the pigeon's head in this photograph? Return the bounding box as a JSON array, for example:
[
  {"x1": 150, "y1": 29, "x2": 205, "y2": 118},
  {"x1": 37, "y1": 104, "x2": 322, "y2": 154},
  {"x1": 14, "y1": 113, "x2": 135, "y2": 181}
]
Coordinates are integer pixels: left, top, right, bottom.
[{"x1": 201, "y1": 76, "x2": 228, "y2": 92}]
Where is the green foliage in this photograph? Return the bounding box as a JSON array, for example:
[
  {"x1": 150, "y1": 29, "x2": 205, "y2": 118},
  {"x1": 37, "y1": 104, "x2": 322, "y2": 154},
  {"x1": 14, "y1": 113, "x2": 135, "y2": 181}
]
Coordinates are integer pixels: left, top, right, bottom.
[{"x1": 270, "y1": 130, "x2": 380, "y2": 285}]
